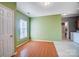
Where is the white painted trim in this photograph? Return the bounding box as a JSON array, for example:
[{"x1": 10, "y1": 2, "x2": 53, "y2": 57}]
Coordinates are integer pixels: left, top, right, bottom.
[
  {"x1": 32, "y1": 39, "x2": 53, "y2": 42},
  {"x1": 16, "y1": 40, "x2": 30, "y2": 48}
]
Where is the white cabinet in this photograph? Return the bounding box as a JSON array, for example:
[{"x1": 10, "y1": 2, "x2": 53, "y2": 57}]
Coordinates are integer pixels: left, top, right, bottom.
[
  {"x1": 71, "y1": 32, "x2": 79, "y2": 44},
  {"x1": 0, "y1": 4, "x2": 15, "y2": 57}
]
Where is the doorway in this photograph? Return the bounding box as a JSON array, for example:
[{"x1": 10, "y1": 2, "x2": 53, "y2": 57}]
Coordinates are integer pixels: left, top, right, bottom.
[{"x1": 62, "y1": 21, "x2": 69, "y2": 40}]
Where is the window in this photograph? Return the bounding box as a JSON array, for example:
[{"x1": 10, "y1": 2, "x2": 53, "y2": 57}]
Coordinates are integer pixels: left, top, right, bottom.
[{"x1": 20, "y1": 19, "x2": 27, "y2": 39}]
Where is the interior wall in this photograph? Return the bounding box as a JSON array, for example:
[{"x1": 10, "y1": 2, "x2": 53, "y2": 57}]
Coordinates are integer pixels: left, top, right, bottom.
[
  {"x1": 16, "y1": 10, "x2": 30, "y2": 46},
  {"x1": 62, "y1": 17, "x2": 77, "y2": 39},
  {"x1": 0, "y1": 2, "x2": 16, "y2": 10},
  {"x1": 62, "y1": 17, "x2": 76, "y2": 32},
  {"x1": 31, "y1": 14, "x2": 62, "y2": 41}
]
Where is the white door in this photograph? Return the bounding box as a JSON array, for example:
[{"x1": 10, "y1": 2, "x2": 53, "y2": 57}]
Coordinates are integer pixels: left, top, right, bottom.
[
  {"x1": 0, "y1": 4, "x2": 14, "y2": 57},
  {"x1": 0, "y1": 6, "x2": 4, "y2": 57}
]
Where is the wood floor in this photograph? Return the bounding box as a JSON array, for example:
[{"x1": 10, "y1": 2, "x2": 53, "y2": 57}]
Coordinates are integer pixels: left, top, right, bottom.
[{"x1": 15, "y1": 41, "x2": 58, "y2": 57}]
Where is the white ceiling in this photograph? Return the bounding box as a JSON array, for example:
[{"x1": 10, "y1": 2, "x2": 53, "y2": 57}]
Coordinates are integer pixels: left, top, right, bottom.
[{"x1": 17, "y1": 2, "x2": 79, "y2": 17}]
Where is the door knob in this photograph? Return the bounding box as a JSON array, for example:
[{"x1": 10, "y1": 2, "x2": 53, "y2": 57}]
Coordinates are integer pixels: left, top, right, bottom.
[{"x1": 10, "y1": 35, "x2": 13, "y2": 37}]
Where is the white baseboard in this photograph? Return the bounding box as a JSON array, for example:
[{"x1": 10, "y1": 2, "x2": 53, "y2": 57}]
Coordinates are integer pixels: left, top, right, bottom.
[
  {"x1": 16, "y1": 40, "x2": 30, "y2": 48},
  {"x1": 32, "y1": 39, "x2": 53, "y2": 42}
]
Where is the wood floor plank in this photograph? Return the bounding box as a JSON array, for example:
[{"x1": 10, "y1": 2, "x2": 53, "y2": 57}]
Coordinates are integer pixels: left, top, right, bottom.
[{"x1": 15, "y1": 41, "x2": 58, "y2": 57}]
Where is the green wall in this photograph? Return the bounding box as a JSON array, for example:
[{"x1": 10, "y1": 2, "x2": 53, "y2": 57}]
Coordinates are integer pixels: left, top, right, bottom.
[
  {"x1": 16, "y1": 10, "x2": 30, "y2": 46},
  {"x1": 0, "y1": 2, "x2": 16, "y2": 10},
  {"x1": 31, "y1": 14, "x2": 62, "y2": 41}
]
